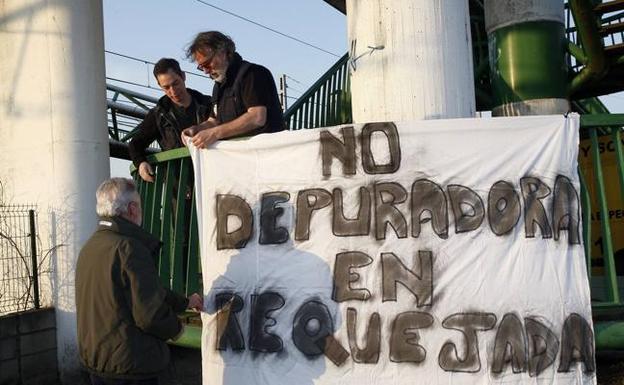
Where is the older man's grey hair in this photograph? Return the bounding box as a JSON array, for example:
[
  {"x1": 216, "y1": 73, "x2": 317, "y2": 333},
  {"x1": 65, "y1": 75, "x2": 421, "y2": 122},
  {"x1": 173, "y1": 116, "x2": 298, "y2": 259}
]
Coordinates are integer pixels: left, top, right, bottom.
[
  {"x1": 95, "y1": 178, "x2": 138, "y2": 217},
  {"x1": 186, "y1": 31, "x2": 236, "y2": 60}
]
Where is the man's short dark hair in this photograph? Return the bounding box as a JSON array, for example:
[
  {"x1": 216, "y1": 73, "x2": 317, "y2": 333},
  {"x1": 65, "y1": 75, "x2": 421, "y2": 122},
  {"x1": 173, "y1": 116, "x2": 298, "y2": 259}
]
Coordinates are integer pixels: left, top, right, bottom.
[
  {"x1": 186, "y1": 31, "x2": 236, "y2": 60},
  {"x1": 153, "y1": 58, "x2": 184, "y2": 79}
]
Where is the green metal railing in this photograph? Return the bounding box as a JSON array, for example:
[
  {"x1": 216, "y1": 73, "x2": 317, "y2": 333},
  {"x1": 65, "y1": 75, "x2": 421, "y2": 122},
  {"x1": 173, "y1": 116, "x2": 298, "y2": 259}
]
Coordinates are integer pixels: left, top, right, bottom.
[
  {"x1": 133, "y1": 148, "x2": 200, "y2": 298},
  {"x1": 579, "y1": 115, "x2": 624, "y2": 313},
  {"x1": 580, "y1": 113, "x2": 624, "y2": 350},
  {"x1": 283, "y1": 53, "x2": 351, "y2": 129},
  {"x1": 133, "y1": 114, "x2": 624, "y2": 350}
]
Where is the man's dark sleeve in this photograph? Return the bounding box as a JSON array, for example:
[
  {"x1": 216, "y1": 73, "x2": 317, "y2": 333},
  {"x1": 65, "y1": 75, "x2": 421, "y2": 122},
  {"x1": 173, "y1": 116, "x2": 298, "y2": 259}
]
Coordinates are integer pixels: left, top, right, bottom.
[
  {"x1": 209, "y1": 84, "x2": 219, "y2": 119},
  {"x1": 165, "y1": 289, "x2": 190, "y2": 314},
  {"x1": 241, "y1": 66, "x2": 277, "y2": 109},
  {"x1": 128, "y1": 108, "x2": 159, "y2": 168},
  {"x1": 120, "y1": 239, "x2": 183, "y2": 341}
]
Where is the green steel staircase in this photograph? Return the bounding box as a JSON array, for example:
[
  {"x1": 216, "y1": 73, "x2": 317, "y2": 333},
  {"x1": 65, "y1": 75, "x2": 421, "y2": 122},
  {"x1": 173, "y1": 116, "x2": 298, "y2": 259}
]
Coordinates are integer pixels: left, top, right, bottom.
[
  {"x1": 568, "y1": 0, "x2": 624, "y2": 98},
  {"x1": 107, "y1": 84, "x2": 160, "y2": 160}
]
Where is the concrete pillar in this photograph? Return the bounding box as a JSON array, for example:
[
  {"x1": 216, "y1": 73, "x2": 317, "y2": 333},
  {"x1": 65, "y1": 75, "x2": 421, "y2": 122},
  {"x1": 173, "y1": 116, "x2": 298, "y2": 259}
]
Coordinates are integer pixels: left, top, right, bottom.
[
  {"x1": 346, "y1": 0, "x2": 476, "y2": 123},
  {"x1": 485, "y1": 0, "x2": 569, "y2": 116},
  {"x1": 0, "y1": 0, "x2": 109, "y2": 382}
]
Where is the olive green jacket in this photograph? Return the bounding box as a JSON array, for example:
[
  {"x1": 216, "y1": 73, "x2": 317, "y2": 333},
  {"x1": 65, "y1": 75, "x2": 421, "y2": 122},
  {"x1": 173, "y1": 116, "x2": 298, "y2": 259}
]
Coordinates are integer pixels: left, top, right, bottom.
[{"x1": 76, "y1": 216, "x2": 188, "y2": 379}]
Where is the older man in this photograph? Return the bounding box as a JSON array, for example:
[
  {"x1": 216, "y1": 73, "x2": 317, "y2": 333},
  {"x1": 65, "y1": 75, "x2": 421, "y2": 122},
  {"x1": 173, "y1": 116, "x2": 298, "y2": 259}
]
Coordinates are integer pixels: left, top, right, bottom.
[
  {"x1": 182, "y1": 31, "x2": 285, "y2": 148},
  {"x1": 75, "y1": 178, "x2": 202, "y2": 385}
]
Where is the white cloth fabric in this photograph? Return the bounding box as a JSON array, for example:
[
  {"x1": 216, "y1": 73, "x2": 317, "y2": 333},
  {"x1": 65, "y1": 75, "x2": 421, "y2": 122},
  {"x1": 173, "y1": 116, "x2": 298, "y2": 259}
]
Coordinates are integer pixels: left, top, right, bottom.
[{"x1": 188, "y1": 114, "x2": 595, "y2": 385}]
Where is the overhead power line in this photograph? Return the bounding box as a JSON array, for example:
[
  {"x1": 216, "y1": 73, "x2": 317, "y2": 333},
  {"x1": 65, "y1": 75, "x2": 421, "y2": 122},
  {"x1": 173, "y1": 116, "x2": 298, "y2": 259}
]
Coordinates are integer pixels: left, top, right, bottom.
[
  {"x1": 193, "y1": 0, "x2": 341, "y2": 58},
  {"x1": 106, "y1": 76, "x2": 161, "y2": 92},
  {"x1": 107, "y1": 98, "x2": 147, "y2": 106},
  {"x1": 106, "y1": 50, "x2": 152, "y2": 65},
  {"x1": 105, "y1": 50, "x2": 210, "y2": 79},
  {"x1": 285, "y1": 75, "x2": 305, "y2": 85}
]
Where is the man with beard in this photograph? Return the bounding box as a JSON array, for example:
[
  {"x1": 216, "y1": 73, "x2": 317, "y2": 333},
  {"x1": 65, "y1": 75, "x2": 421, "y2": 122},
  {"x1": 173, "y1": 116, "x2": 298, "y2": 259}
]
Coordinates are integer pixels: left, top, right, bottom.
[{"x1": 182, "y1": 31, "x2": 285, "y2": 148}]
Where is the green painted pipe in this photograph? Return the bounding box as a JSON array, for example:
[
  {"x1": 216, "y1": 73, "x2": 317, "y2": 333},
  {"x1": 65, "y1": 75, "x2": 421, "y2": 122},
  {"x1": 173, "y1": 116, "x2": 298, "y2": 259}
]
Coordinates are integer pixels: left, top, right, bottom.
[
  {"x1": 489, "y1": 21, "x2": 568, "y2": 106},
  {"x1": 485, "y1": 0, "x2": 569, "y2": 115},
  {"x1": 568, "y1": 41, "x2": 588, "y2": 65}
]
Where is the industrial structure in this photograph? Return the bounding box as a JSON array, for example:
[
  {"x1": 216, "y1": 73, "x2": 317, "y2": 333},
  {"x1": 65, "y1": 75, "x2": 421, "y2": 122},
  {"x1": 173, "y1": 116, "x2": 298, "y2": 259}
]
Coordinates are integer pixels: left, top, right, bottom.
[{"x1": 1, "y1": 0, "x2": 623, "y2": 382}]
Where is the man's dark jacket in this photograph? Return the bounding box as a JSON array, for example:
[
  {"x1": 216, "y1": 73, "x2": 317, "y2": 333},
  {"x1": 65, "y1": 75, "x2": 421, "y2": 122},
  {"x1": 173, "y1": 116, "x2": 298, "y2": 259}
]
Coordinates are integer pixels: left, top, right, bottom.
[
  {"x1": 128, "y1": 88, "x2": 211, "y2": 167},
  {"x1": 76, "y1": 216, "x2": 188, "y2": 379},
  {"x1": 212, "y1": 52, "x2": 285, "y2": 136}
]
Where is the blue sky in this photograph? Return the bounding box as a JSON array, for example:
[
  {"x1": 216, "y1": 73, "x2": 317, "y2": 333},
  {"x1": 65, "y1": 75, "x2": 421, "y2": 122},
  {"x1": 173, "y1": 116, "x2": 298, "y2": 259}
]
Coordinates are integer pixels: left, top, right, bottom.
[{"x1": 104, "y1": 0, "x2": 346, "y2": 101}]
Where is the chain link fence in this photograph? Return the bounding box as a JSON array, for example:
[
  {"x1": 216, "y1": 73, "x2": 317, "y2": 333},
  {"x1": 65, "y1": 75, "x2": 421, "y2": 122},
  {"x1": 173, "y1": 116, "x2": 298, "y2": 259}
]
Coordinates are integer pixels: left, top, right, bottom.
[{"x1": 0, "y1": 205, "x2": 41, "y2": 316}]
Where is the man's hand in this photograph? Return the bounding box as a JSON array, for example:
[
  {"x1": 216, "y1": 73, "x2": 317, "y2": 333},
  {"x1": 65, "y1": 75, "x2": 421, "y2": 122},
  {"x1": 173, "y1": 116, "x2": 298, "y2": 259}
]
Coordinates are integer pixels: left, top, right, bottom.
[
  {"x1": 187, "y1": 293, "x2": 203, "y2": 311},
  {"x1": 181, "y1": 118, "x2": 217, "y2": 145},
  {"x1": 188, "y1": 107, "x2": 266, "y2": 149},
  {"x1": 191, "y1": 127, "x2": 222, "y2": 149},
  {"x1": 138, "y1": 162, "x2": 155, "y2": 183},
  {"x1": 181, "y1": 125, "x2": 198, "y2": 146}
]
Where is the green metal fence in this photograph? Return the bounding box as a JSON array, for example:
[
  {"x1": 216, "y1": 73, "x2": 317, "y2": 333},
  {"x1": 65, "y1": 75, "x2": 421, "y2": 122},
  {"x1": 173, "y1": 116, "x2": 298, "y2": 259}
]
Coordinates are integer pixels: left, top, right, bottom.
[
  {"x1": 579, "y1": 114, "x2": 624, "y2": 349},
  {"x1": 579, "y1": 114, "x2": 624, "y2": 313},
  {"x1": 134, "y1": 148, "x2": 201, "y2": 298},
  {"x1": 0, "y1": 206, "x2": 41, "y2": 316},
  {"x1": 283, "y1": 53, "x2": 351, "y2": 129}
]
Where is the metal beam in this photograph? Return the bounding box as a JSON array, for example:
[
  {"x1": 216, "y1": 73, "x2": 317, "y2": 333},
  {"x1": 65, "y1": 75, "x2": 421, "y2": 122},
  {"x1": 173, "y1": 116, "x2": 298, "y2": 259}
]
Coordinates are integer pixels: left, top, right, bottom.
[
  {"x1": 109, "y1": 139, "x2": 158, "y2": 161},
  {"x1": 107, "y1": 100, "x2": 148, "y2": 119},
  {"x1": 107, "y1": 83, "x2": 159, "y2": 105},
  {"x1": 323, "y1": 0, "x2": 345, "y2": 14}
]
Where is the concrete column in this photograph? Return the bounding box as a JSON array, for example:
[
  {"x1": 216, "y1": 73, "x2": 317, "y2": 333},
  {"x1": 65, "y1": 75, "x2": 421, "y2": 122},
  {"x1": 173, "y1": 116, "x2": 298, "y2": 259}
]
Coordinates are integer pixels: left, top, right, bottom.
[
  {"x1": 346, "y1": 0, "x2": 476, "y2": 123},
  {"x1": 0, "y1": 0, "x2": 109, "y2": 382},
  {"x1": 485, "y1": 0, "x2": 569, "y2": 116}
]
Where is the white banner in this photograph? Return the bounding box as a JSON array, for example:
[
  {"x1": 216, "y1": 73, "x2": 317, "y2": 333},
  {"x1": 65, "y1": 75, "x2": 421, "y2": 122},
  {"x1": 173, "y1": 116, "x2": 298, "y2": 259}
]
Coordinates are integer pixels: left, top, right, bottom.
[{"x1": 189, "y1": 115, "x2": 595, "y2": 385}]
